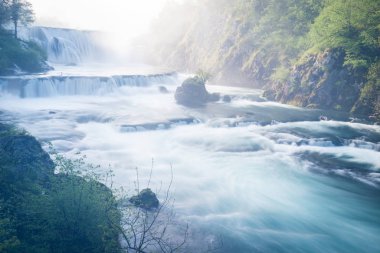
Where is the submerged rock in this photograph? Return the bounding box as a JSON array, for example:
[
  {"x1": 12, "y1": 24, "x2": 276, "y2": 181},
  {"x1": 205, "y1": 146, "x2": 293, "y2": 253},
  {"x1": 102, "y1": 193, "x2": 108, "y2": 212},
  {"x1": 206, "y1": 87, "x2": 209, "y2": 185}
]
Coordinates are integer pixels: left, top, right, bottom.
[{"x1": 129, "y1": 188, "x2": 159, "y2": 210}]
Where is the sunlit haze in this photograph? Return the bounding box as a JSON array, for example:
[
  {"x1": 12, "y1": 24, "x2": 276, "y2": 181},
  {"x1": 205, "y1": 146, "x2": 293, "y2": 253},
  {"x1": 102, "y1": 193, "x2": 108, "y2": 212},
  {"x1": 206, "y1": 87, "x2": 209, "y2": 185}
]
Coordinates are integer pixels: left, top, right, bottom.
[{"x1": 29, "y1": 0, "x2": 182, "y2": 50}]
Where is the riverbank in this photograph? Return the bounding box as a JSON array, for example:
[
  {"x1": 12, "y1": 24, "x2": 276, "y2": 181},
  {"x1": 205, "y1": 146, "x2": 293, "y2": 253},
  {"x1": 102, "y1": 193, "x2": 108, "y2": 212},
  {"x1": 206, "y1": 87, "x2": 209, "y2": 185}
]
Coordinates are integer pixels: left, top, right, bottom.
[{"x1": 0, "y1": 123, "x2": 121, "y2": 252}]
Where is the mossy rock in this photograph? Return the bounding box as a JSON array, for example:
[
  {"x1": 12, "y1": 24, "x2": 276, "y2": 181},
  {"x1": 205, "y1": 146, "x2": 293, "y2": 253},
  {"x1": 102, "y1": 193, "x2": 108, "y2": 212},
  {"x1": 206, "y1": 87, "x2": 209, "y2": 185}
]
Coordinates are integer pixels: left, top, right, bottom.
[{"x1": 175, "y1": 76, "x2": 209, "y2": 107}]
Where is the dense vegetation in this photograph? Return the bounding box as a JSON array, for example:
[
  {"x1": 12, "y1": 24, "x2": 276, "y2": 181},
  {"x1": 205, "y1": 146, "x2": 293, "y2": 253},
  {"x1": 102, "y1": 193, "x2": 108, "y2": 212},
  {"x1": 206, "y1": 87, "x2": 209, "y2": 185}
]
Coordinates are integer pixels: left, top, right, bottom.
[
  {"x1": 0, "y1": 32, "x2": 48, "y2": 75},
  {"x1": 0, "y1": 0, "x2": 49, "y2": 75},
  {"x1": 0, "y1": 123, "x2": 190, "y2": 253},
  {"x1": 0, "y1": 124, "x2": 121, "y2": 252},
  {"x1": 148, "y1": 0, "x2": 379, "y2": 120}
]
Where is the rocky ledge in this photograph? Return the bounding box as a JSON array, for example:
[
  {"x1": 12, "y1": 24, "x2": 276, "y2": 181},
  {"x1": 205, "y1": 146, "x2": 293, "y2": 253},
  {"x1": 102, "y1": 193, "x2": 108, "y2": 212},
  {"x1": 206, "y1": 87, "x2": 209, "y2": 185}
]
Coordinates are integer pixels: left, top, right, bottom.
[{"x1": 264, "y1": 48, "x2": 379, "y2": 122}]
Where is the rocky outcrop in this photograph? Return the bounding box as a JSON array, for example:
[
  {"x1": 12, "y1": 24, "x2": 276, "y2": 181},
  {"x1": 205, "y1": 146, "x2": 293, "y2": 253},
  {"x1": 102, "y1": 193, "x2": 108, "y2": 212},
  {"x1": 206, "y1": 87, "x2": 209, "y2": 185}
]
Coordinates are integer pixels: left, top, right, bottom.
[
  {"x1": 263, "y1": 49, "x2": 379, "y2": 120},
  {"x1": 0, "y1": 124, "x2": 54, "y2": 181},
  {"x1": 175, "y1": 76, "x2": 220, "y2": 107},
  {"x1": 350, "y1": 62, "x2": 380, "y2": 121}
]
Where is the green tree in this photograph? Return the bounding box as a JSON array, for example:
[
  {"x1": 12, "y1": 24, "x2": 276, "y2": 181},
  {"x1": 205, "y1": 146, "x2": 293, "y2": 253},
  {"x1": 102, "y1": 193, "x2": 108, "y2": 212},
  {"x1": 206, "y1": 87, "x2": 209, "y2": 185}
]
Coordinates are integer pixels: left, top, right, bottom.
[
  {"x1": 0, "y1": 201, "x2": 20, "y2": 253},
  {"x1": 9, "y1": 0, "x2": 34, "y2": 38},
  {"x1": 309, "y1": 0, "x2": 380, "y2": 67},
  {"x1": 0, "y1": 0, "x2": 10, "y2": 30}
]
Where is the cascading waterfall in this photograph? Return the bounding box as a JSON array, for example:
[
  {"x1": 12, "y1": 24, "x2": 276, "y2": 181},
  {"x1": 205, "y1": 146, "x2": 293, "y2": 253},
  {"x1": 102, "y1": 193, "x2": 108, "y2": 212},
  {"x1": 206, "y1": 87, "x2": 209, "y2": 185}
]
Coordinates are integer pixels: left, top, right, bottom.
[
  {"x1": 19, "y1": 26, "x2": 104, "y2": 64},
  {"x1": 0, "y1": 73, "x2": 178, "y2": 98}
]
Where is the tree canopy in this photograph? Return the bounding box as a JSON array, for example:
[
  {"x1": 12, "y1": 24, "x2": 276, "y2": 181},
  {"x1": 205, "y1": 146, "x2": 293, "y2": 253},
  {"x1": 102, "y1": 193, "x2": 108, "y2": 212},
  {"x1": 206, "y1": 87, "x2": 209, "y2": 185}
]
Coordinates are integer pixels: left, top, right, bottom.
[{"x1": 0, "y1": 0, "x2": 34, "y2": 38}]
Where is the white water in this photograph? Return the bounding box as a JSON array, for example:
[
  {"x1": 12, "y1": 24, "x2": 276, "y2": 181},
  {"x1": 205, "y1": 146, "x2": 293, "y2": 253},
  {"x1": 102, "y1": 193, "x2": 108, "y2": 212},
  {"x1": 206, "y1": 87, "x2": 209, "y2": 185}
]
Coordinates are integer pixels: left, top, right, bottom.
[
  {"x1": 19, "y1": 26, "x2": 105, "y2": 64},
  {"x1": 1, "y1": 29, "x2": 380, "y2": 251},
  {"x1": 1, "y1": 70, "x2": 380, "y2": 252},
  {"x1": 0, "y1": 72, "x2": 177, "y2": 97}
]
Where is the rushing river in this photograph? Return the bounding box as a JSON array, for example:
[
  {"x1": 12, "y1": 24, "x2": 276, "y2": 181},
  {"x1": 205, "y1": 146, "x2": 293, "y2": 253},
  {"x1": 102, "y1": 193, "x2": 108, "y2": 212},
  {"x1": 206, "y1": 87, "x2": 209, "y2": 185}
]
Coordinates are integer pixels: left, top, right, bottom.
[{"x1": 0, "y1": 64, "x2": 379, "y2": 253}]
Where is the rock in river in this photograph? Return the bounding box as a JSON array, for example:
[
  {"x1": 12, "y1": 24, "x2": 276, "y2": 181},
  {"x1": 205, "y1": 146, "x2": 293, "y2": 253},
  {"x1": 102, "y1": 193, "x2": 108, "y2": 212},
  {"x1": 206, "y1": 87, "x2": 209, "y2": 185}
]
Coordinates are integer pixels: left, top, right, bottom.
[
  {"x1": 175, "y1": 76, "x2": 220, "y2": 107},
  {"x1": 129, "y1": 188, "x2": 159, "y2": 210}
]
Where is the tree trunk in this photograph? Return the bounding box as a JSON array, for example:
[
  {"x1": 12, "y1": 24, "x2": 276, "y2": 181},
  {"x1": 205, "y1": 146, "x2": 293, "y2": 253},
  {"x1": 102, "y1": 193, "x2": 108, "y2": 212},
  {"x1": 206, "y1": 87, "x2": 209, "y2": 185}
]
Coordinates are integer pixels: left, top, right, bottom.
[{"x1": 13, "y1": 19, "x2": 17, "y2": 39}]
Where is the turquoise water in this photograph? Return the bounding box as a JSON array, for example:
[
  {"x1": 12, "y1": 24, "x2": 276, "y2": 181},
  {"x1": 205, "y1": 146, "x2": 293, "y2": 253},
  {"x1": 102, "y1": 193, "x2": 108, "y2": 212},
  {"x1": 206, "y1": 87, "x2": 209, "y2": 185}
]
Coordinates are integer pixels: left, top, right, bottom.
[{"x1": 1, "y1": 73, "x2": 379, "y2": 253}]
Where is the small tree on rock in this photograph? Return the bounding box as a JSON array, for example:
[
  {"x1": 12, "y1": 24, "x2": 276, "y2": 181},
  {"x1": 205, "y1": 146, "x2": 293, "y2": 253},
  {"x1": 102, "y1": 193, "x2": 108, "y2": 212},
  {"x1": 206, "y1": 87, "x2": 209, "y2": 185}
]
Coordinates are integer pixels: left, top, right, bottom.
[
  {"x1": 0, "y1": 0, "x2": 10, "y2": 30},
  {"x1": 9, "y1": 0, "x2": 34, "y2": 38}
]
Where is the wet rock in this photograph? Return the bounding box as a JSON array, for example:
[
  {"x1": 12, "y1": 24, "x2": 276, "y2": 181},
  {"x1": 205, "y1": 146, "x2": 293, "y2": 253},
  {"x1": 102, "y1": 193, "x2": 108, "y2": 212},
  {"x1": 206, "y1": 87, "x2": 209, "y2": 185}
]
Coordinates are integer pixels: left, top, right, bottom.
[
  {"x1": 223, "y1": 95, "x2": 232, "y2": 103},
  {"x1": 129, "y1": 188, "x2": 159, "y2": 210},
  {"x1": 158, "y1": 86, "x2": 169, "y2": 93},
  {"x1": 175, "y1": 76, "x2": 221, "y2": 107},
  {"x1": 175, "y1": 76, "x2": 210, "y2": 107},
  {"x1": 208, "y1": 92, "x2": 220, "y2": 102}
]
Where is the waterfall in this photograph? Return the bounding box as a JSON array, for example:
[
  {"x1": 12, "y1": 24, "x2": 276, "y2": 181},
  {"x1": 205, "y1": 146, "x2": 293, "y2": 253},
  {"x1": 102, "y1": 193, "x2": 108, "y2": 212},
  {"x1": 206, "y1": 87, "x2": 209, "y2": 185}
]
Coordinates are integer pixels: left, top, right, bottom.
[
  {"x1": 20, "y1": 26, "x2": 104, "y2": 64},
  {"x1": 0, "y1": 73, "x2": 177, "y2": 98}
]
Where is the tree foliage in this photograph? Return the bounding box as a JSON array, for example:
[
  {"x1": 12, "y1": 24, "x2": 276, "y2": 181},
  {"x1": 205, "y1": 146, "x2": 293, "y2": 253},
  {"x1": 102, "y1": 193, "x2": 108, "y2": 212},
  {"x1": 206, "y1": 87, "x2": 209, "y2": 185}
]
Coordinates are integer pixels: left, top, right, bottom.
[
  {"x1": 0, "y1": 124, "x2": 191, "y2": 253},
  {"x1": 0, "y1": 33, "x2": 47, "y2": 75},
  {"x1": 0, "y1": 126, "x2": 121, "y2": 253},
  {"x1": 309, "y1": 0, "x2": 380, "y2": 67},
  {"x1": 9, "y1": 0, "x2": 34, "y2": 38},
  {"x1": 0, "y1": 0, "x2": 10, "y2": 29},
  {"x1": 0, "y1": 0, "x2": 34, "y2": 38}
]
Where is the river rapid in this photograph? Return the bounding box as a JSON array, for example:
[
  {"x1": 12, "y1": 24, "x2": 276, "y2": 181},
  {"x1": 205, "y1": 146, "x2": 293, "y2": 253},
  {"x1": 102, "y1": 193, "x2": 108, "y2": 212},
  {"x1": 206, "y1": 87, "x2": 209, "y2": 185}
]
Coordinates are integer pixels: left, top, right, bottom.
[{"x1": 0, "y1": 63, "x2": 379, "y2": 253}]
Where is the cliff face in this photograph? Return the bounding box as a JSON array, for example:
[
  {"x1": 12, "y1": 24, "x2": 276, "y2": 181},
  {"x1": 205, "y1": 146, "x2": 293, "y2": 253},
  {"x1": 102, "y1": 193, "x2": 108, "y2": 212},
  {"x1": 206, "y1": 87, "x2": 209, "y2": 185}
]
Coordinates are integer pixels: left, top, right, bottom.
[
  {"x1": 264, "y1": 49, "x2": 368, "y2": 114},
  {"x1": 351, "y1": 63, "x2": 380, "y2": 121},
  {"x1": 147, "y1": 0, "x2": 379, "y2": 121},
  {"x1": 263, "y1": 49, "x2": 380, "y2": 121},
  {"x1": 147, "y1": 0, "x2": 328, "y2": 86}
]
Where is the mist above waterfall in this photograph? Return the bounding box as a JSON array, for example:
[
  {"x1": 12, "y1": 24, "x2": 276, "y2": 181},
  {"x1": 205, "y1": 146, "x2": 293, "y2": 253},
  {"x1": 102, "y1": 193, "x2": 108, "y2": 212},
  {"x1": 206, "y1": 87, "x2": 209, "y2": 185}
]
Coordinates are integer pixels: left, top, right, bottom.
[{"x1": 26, "y1": 0, "x2": 188, "y2": 64}]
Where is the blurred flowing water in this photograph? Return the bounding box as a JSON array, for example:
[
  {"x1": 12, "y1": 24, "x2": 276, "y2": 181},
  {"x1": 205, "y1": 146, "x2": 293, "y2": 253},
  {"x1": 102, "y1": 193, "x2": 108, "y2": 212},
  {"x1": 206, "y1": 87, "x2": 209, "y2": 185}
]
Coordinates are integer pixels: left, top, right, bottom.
[{"x1": 1, "y1": 68, "x2": 379, "y2": 253}]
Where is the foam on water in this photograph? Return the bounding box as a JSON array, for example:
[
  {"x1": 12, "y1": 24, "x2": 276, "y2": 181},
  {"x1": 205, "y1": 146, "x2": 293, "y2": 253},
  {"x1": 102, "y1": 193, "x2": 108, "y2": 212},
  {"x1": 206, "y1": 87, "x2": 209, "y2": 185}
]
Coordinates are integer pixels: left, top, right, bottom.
[{"x1": 1, "y1": 74, "x2": 380, "y2": 252}]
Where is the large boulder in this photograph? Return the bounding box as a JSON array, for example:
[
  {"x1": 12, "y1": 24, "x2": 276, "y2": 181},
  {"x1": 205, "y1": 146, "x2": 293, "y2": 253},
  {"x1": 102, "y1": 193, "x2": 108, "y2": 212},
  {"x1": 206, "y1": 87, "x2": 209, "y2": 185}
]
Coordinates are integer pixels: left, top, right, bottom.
[
  {"x1": 129, "y1": 188, "x2": 159, "y2": 210},
  {"x1": 175, "y1": 76, "x2": 220, "y2": 107}
]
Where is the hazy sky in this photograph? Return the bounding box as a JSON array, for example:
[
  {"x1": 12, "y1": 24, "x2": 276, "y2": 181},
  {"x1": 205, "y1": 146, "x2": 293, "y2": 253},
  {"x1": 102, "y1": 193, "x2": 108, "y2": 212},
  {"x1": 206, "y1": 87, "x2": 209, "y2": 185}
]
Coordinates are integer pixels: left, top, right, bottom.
[{"x1": 30, "y1": 0, "x2": 174, "y2": 36}]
